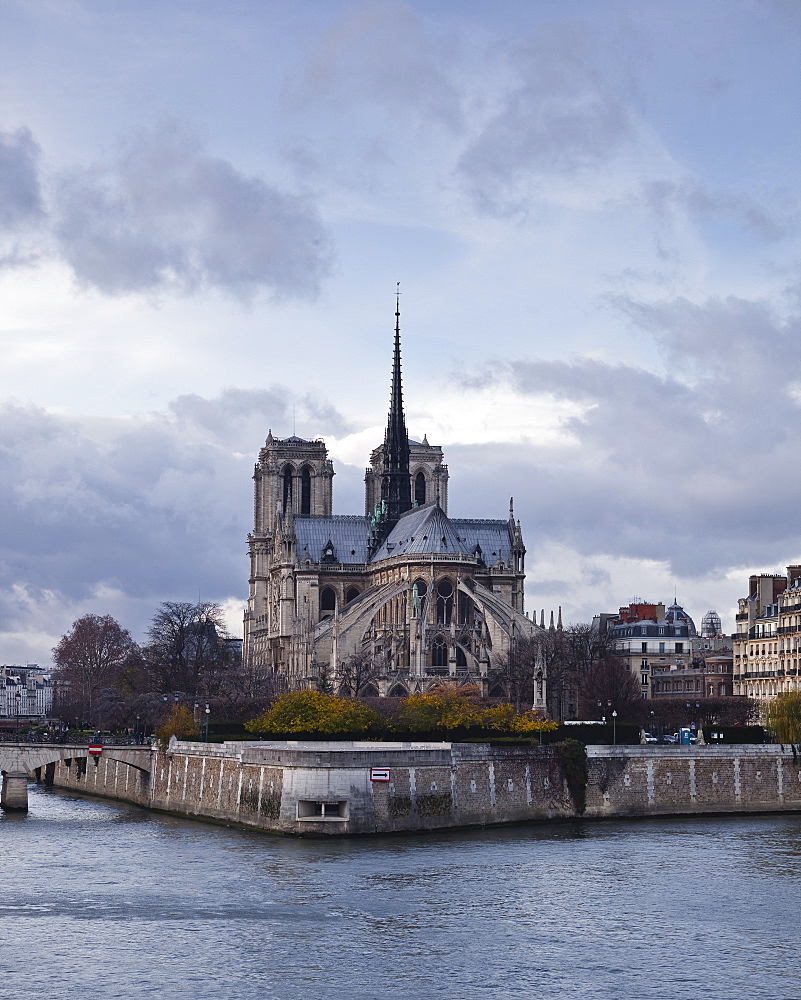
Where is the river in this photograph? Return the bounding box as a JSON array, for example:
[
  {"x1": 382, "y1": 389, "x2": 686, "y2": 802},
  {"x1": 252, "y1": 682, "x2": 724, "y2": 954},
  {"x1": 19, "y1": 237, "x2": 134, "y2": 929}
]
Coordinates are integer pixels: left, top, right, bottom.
[{"x1": 2, "y1": 784, "x2": 800, "y2": 1000}]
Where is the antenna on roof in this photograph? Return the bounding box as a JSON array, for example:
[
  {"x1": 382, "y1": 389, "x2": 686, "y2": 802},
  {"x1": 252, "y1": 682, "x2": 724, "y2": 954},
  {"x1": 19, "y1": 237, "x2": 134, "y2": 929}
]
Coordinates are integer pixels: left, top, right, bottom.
[{"x1": 293, "y1": 404, "x2": 296, "y2": 436}]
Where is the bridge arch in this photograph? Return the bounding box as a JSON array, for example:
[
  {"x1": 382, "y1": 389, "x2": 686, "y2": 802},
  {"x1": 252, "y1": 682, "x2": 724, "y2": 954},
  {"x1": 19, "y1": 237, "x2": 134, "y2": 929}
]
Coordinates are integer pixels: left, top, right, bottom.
[{"x1": 0, "y1": 743, "x2": 153, "y2": 812}]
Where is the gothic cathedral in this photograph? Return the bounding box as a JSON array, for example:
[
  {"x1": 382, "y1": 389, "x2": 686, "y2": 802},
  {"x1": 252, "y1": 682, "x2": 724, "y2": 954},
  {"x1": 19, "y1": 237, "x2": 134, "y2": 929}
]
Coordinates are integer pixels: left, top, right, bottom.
[{"x1": 243, "y1": 299, "x2": 543, "y2": 701}]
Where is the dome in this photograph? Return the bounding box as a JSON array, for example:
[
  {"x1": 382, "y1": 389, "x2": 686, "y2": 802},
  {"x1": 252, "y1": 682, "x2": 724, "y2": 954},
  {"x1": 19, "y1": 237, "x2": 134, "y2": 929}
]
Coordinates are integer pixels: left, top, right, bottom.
[
  {"x1": 700, "y1": 610, "x2": 723, "y2": 637},
  {"x1": 664, "y1": 601, "x2": 697, "y2": 636}
]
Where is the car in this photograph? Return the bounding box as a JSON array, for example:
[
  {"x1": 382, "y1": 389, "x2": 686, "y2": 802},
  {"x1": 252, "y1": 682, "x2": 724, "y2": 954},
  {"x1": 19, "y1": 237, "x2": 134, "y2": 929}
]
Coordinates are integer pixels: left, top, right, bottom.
[
  {"x1": 657, "y1": 734, "x2": 678, "y2": 744},
  {"x1": 643, "y1": 732, "x2": 658, "y2": 743}
]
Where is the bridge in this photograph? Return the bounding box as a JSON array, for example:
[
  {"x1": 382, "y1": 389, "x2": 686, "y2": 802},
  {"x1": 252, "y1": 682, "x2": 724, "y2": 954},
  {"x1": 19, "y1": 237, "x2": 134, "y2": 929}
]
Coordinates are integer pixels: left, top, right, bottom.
[{"x1": 0, "y1": 737, "x2": 153, "y2": 811}]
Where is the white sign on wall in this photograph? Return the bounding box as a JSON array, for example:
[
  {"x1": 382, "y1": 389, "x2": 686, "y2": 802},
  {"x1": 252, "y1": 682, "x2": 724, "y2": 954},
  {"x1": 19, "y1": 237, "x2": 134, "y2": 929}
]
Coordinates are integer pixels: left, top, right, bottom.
[{"x1": 370, "y1": 767, "x2": 391, "y2": 782}]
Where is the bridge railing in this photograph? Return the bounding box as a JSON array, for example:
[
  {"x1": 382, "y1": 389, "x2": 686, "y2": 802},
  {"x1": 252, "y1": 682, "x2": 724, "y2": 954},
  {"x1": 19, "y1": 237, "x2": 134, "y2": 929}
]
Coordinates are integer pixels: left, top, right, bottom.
[{"x1": 0, "y1": 732, "x2": 152, "y2": 746}]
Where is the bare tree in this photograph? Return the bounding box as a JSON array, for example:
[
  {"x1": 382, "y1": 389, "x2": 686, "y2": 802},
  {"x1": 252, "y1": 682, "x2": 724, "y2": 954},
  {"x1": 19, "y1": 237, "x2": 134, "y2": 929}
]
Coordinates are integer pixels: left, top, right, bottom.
[
  {"x1": 541, "y1": 622, "x2": 618, "y2": 720},
  {"x1": 578, "y1": 656, "x2": 642, "y2": 721},
  {"x1": 52, "y1": 614, "x2": 141, "y2": 722},
  {"x1": 144, "y1": 602, "x2": 235, "y2": 697},
  {"x1": 497, "y1": 634, "x2": 542, "y2": 711},
  {"x1": 337, "y1": 649, "x2": 380, "y2": 697}
]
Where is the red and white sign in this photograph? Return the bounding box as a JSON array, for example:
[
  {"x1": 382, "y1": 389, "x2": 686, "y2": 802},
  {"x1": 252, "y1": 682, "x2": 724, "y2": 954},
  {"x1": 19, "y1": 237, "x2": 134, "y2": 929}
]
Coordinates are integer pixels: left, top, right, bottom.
[
  {"x1": 370, "y1": 767, "x2": 390, "y2": 782},
  {"x1": 88, "y1": 745, "x2": 103, "y2": 756}
]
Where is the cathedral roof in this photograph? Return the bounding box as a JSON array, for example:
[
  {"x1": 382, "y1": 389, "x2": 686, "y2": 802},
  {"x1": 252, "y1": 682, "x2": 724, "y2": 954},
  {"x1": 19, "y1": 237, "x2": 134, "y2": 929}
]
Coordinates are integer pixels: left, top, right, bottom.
[
  {"x1": 451, "y1": 520, "x2": 516, "y2": 567},
  {"x1": 371, "y1": 503, "x2": 466, "y2": 561},
  {"x1": 295, "y1": 516, "x2": 369, "y2": 564}
]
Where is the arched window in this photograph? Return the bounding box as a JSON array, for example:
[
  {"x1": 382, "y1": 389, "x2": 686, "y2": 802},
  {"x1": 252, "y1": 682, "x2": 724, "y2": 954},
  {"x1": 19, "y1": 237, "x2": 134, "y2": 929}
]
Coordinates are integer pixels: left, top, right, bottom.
[
  {"x1": 320, "y1": 587, "x2": 336, "y2": 617},
  {"x1": 432, "y1": 636, "x2": 448, "y2": 667},
  {"x1": 282, "y1": 467, "x2": 293, "y2": 512},
  {"x1": 300, "y1": 466, "x2": 312, "y2": 516},
  {"x1": 345, "y1": 587, "x2": 360, "y2": 604},
  {"x1": 415, "y1": 471, "x2": 426, "y2": 507},
  {"x1": 456, "y1": 646, "x2": 467, "y2": 667},
  {"x1": 436, "y1": 579, "x2": 453, "y2": 625}
]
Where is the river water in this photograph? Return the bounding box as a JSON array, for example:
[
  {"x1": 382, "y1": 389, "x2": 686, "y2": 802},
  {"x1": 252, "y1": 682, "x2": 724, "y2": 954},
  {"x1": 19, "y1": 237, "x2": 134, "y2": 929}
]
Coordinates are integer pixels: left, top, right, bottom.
[{"x1": 2, "y1": 785, "x2": 800, "y2": 1000}]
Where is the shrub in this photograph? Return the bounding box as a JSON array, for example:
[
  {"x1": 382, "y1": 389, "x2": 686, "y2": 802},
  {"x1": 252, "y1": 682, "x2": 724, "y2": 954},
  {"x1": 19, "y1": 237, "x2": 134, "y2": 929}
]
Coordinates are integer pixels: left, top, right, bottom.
[
  {"x1": 246, "y1": 691, "x2": 381, "y2": 735},
  {"x1": 155, "y1": 704, "x2": 199, "y2": 745}
]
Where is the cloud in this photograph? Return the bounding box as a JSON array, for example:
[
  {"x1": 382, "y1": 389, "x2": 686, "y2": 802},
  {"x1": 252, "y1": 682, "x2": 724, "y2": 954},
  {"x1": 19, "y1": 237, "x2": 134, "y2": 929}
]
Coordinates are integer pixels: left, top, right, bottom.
[
  {"x1": 0, "y1": 387, "x2": 354, "y2": 660},
  {"x1": 0, "y1": 127, "x2": 44, "y2": 230},
  {"x1": 454, "y1": 293, "x2": 801, "y2": 580},
  {"x1": 640, "y1": 178, "x2": 796, "y2": 242},
  {"x1": 50, "y1": 122, "x2": 334, "y2": 300},
  {"x1": 0, "y1": 127, "x2": 46, "y2": 268},
  {"x1": 456, "y1": 23, "x2": 634, "y2": 216},
  {"x1": 288, "y1": 0, "x2": 461, "y2": 128}
]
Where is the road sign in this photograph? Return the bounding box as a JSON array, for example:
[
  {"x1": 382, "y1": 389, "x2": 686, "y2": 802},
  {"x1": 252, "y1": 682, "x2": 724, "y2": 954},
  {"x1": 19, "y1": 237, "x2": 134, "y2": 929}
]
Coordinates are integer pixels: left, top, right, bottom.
[
  {"x1": 370, "y1": 767, "x2": 390, "y2": 782},
  {"x1": 88, "y1": 745, "x2": 103, "y2": 756}
]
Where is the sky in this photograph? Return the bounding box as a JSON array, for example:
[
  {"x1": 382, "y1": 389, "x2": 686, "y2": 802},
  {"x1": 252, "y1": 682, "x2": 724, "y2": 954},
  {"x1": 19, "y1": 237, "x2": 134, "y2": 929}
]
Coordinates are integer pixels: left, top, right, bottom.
[{"x1": 1, "y1": 0, "x2": 799, "y2": 665}]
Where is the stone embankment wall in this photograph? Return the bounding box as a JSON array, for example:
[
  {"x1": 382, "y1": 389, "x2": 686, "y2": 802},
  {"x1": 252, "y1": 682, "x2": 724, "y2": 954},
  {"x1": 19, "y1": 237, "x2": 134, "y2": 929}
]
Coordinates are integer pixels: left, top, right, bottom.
[
  {"x1": 50, "y1": 740, "x2": 576, "y2": 834},
  {"x1": 585, "y1": 745, "x2": 801, "y2": 818},
  {"x1": 49, "y1": 741, "x2": 801, "y2": 835}
]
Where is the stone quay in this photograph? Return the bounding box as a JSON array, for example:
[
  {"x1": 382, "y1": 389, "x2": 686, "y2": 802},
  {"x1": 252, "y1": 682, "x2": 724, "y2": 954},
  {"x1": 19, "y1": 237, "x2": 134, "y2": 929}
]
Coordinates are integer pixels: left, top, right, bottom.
[{"x1": 37, "y1": 739, "x2": 801, "y2": 835}]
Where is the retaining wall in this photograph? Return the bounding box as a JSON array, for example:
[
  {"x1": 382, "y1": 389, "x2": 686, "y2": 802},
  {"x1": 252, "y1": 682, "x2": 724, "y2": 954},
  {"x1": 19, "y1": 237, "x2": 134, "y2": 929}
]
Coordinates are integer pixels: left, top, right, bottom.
[{"x1": 48, "y1": 741, "x2": 801, "y2": 835}]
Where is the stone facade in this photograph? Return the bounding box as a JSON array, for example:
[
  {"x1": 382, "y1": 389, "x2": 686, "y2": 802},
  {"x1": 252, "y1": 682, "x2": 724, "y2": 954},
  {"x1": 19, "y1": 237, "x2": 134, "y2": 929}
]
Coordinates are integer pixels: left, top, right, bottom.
[
  {"x1": 733, "y1": 566, "x2": 801, "y2": 700},
  {"x1": 608, "y1": 601, "x2": 696, "y2": 698},
  {"x1": 243, "y1": 315, "x2": 540, "y2": 702},
  {"x1": 1, "y1": 664, "x2": 54, "y2": 727}
]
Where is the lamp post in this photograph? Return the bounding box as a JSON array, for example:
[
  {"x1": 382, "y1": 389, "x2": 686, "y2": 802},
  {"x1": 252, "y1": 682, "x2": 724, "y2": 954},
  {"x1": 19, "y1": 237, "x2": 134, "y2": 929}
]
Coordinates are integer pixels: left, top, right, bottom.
[
  {"x1": 15, "y1": 689, "x2": 22, "y2": 736},
  {"x1": 612, "y1": 710, "x2": 618, "y2": 746},
  {"x1": 204, "y1": 704, "x2": 210, "y2": 743}
]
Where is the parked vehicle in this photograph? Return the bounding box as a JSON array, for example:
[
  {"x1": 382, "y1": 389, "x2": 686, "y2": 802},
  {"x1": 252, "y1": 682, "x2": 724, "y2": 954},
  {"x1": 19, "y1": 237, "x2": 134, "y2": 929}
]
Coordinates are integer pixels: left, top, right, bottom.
[{"x1": 643, "y1": 732, "x2": 658, "y2": 743}]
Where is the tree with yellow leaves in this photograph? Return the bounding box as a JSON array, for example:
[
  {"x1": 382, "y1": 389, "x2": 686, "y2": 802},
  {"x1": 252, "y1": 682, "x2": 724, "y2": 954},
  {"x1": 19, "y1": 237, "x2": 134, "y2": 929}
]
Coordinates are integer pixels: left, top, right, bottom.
[{"x1": 246, "y1": 691, "x2": 381, "y2": 735}]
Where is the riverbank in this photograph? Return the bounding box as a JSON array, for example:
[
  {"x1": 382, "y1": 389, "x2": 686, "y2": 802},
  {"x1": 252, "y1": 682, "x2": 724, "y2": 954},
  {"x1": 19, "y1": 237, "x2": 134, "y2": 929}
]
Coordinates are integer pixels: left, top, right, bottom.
[{"x1": 44, "y1": 739, "x2": 801, "y2": 835}]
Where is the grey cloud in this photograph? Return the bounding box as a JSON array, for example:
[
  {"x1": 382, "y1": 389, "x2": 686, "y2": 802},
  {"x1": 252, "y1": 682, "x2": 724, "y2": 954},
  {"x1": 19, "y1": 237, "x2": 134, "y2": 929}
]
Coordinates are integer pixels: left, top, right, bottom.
[
  {"x1": 0, "y1": 127, "x2": 44, "y2": 230},
  {"x1": 0, "y1": 127, "x2": 46, "y2": 268},
  {"x1": 288, "y1": 1, "x2": 462, "y2": 129},
  {"x1": 0, "y1": 386, "x2": 357, "y2": 657},
  {"x1": 641, "y1": 178, "x2": 796, "y2": 241},
  {"x1": 459, "y1": 294, "x2": 800, "y2": 579},
  {"x1": 51, "y1": 122, "x2": 333, "y2": 300},
  {"x1": 168, "y1": 387, "x2": 292, "y2": 441},
  {"x1": 456, "y1": 24, "x2": 633, "y2": 215}
]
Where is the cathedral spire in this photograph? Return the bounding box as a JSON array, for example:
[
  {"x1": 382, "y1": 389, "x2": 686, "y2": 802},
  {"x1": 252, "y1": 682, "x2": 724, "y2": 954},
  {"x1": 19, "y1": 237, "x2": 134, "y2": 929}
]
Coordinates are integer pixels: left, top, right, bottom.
[{"x1": 379, "y1": 284, "x2": 412, "y2": 525}]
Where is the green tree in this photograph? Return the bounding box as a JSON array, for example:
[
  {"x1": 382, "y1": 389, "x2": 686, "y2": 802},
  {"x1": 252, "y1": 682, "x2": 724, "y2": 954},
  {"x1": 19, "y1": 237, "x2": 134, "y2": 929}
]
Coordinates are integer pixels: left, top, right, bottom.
[
  {"x1": 763, "y1": 691, "x2": 801, "y2": 743},
  {"x1": 246, "y1": 691, "x2": 381, "y2": 735}
]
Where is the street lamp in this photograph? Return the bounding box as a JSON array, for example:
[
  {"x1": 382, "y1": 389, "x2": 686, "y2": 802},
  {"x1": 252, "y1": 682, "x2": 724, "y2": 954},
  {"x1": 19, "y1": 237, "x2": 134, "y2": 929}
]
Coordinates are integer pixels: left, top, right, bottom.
[
  {"x1": 204, "y1": 704, "x2": 210, "y2": 743},
  {"x1": 15, "y1": 690, "x2": 22, "y2": 736},
  {"x1": 612, "y1": 710, "x2": 618, "y2": 746}
]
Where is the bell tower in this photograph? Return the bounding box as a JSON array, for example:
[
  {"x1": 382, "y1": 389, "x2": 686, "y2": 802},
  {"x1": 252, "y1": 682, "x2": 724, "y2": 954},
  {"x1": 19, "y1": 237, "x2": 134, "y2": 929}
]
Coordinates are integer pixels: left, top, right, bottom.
[{"x1": 252, "y1": 432, "x2": 334, "y2": 535}]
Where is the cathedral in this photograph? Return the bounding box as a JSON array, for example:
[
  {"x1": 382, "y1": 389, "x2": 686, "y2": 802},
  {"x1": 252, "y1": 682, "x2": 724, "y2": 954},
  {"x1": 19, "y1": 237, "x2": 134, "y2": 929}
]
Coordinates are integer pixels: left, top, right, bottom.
[{"x1": 243, "y1": 299, "x2": 543, "y2": 701}]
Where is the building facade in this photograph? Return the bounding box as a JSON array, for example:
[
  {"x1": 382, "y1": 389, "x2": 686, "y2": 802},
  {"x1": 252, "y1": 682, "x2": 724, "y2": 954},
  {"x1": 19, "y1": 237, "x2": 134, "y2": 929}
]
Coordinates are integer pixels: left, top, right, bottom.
[
  {"x1": 607, "y1": 601, "x2": 696, "y2": 699},
  {"x1": 243, "y1": 306, "x2": 543, "y2": 703},
  {"x1": 1, "y1": 665, "x2": 54, "y2": 729},
  {"x1": 733, "y1": 566, "x2": 801, "y2": 700}
]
